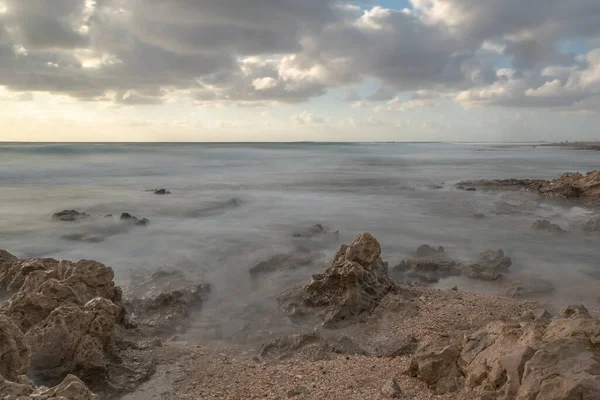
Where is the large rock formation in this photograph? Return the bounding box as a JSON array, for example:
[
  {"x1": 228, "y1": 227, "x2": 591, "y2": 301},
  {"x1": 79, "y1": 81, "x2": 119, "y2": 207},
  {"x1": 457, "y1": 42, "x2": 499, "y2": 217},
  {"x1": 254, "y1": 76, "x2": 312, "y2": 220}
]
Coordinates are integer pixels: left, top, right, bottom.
[
  {"x1": 458, "y1": 170, "x2": 600, "y2": 205},
  {"x1": 0, "y1": 314, "x2": 30, "y2": 382},
  {"x1": 125, "y1": 270, "x2": 211, "y2": 337},
  {"x1": 0, "y1": 252, "x2": 152, "y2": 395},
  {"x1": 408, "y1": 305, "x2": 600, "y2": 399},
  {"x1": 0, "y1": 374, "x2": 99, "y2": 400},
  {"x1": 278, "y1": 233, "x2": 395, "y2": 328}
]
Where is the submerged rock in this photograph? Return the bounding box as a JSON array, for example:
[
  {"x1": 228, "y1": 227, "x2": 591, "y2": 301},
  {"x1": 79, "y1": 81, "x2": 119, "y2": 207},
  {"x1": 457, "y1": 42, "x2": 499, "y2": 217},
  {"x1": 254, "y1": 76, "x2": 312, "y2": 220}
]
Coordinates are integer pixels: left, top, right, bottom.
[
  {"x1": 532, "y1": 219, "x2": 565, "y2": 233},
  {"x1": 583, "y1": 217, "x2": 600, "y2": 232},
  {"x1": 459, "y1": 249, "x2": 512, "y2": 281},
  {"x1": 52, "y1": 210, "x2": 91, "y2": 222},
  {"x1": 408, "y1": 304, "x2": 600, "y2": 399},
  {"x1": 413, "y1": 244, "x2": 445, "y2": 259},
  {"x1": 153, "y1": 189, "x2": 171, "y2": 195},
  {"x1": 278, "y1": 233, "x2": 395, "y2": 328},
  {"x1": 120, "y1": 213, "x2": 150, "y2": 226},
  {"x1": 125, "y1": 270, "x2": 211, "y2": 337},
  {"x1": 249, "y1": 251, "x2": 314, "y2": 282},
  {"x1": 393, "y1": 259, "x2": 460, "y2": 284}
]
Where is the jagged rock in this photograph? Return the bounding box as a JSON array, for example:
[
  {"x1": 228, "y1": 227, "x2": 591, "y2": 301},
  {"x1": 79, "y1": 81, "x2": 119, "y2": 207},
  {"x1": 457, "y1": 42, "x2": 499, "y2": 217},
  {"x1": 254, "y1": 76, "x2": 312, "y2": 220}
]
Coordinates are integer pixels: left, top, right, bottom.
[
  {"x1": 119, "y1": 213, "x2": 149, "y2": 226},
  {"x1": 52, "y1": 210, "x2": 91, "y2": 222},
  {"x1": 2, "y1": 259, "x2": 124, "y2": 332},
  {"x1": 278, "y1": 233, "x2": 395, "y2": 328},
  {"x1": 0, "y1": 249, "x2": 18, "y2": 265},
  {"x1": 393, "y1": 259, "x2": 460, "y2": 284},
  {"x1": 458, "y1": 171, "x2": 600, "y2": 205},
  {"x1": 408, "y1": 337, "x2": 463, "y2": 394},
  {"x1": 413, "y1": 245, "x2": 445, "y2": 259},
  {"x1": 409, "y1": 304, "x2": 600, "y2": 399},
  {"x1": 126, "y1": 270, "x2": 211, "y2": 337},
  {"x1": 0, "y1": 314, "x2": 30, "y2": 381},
  {"x1": 25, "y1": 298, "x2": 120, "y2": 385},
  {"x1": 259, "y1": 332, "x2": 364, "y2": 361},
  {"x1": 532, "y1": 219, "x2": 565, "y2": 233},
  {"x1": 249, "y1": 251, "x2": 314, "y2": 281},
  {"x1": 381, "y1": 377, "x2": 403, "y2": 398},
  {"x1": 0, "y1": 373, "x2": 99, "y2": 399}
]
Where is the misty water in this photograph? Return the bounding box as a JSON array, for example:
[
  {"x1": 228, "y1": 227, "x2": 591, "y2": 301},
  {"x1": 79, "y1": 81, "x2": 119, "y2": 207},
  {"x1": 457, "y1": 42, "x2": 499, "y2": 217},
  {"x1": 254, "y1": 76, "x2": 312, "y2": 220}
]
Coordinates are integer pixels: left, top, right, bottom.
[{"x1": 1, "y1": 142, "x2": 599, "y2": 345}]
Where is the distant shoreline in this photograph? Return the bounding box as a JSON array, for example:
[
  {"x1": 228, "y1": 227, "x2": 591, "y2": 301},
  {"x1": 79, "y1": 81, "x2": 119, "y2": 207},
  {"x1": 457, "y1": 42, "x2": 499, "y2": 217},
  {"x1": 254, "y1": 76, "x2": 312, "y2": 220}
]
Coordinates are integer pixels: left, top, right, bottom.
[{"x1": 542, "y1": 141, "x2": 600, "y2": 151}]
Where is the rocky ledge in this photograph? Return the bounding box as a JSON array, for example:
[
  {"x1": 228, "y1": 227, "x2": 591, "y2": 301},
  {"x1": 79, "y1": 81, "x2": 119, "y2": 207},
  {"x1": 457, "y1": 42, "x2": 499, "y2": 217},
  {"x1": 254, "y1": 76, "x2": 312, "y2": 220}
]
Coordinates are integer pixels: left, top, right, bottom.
[{"x1": 457, "y1": 170, "x2": 600, "y2": 206}]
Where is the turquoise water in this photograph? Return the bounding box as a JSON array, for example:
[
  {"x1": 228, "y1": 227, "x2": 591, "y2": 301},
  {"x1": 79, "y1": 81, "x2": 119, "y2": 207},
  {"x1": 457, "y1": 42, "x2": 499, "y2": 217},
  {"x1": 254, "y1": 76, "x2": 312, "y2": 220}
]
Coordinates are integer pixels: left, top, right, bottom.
[{"x1": 1, "y1": 142, "x2": 599, "y2": 312}]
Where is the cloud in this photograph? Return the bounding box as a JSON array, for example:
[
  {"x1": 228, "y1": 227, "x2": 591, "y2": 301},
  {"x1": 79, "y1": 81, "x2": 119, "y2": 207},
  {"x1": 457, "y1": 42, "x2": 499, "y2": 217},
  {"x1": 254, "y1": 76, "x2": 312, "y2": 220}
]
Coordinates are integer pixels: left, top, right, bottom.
[{"x1": 0, "y1": 0, "x2": 596, "y2": 115}]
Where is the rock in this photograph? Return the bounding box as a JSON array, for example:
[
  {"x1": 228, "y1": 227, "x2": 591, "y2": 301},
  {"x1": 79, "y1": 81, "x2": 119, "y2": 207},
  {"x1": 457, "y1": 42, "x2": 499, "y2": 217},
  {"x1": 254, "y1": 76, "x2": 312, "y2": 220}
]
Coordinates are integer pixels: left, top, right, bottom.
[
  {"x1": 409, "y1": 304, "x2": 600, "y2": 399},
  {"x1": 25, "y1": 298, "x2": 120, "y2": 385},
  {"x1": 506, "y1": 278, "x2": 556, "y2": 298},
  {"x1": 583, "y1": 216, "x2": 600, "y2": 232},
  {"x1": 0, "y1": 314, "x2": 30, "y2": 381},
  {"x1": 0, "y1": 373, "x2": 99, "y2": 400},
  {"x1": 119, "y1": 213, "x2": 149, "y2": 226},
  {"x1": 370, "y1": 335, "x2": 420, "y2": 358},
  {"x1": 413, "y1": 244, "x2": 445, "y2": 259},
  {"x1": 249, "y1": 251, "x2": 314, "y2": 281},
  {"x1": 458, "y1": 171, "x2": 600, "y2": 205},
  {"x1": 459, "y1": 249, "x2": 512, "y2": 281},
  {"x1": 561, "y1": 304, "x2": 591, "y2": 319},
  {"x1": 278, "y1": 233, "x2": 395, "y2": 328},
  {"x1": 125, "y1": 270, "x2": 211, "y2": 337},
  {"x1": 532, "y1": 219, "x2": 565, "y2": 233},
  {"x1": 381, "y1": 377, "x2": 403, "y2": 398},
  {"x1": 259, "y1": 332, "x2": 364, "y2": 361},
  {"x1": 52, "y1": 210, "x2": 91, "y2": 222},
  {"x1": 293, "y1": 224, "x2": 325, "y2": 238},
  {"x1": 153, "y1": 189, "x2": 171, "y2": 195},
  {"x1": 2, "y1": 259, "x2": 125, "y2": 332},
  {"x1": 473, "y1": 213, "x2": 486, "y2": 219},
  {"x1": 408, "y1": 337, "x2": 463, "y2": 394},
  {"x1": 465, "y1": 188, "x2": 476, "y2": 192}
]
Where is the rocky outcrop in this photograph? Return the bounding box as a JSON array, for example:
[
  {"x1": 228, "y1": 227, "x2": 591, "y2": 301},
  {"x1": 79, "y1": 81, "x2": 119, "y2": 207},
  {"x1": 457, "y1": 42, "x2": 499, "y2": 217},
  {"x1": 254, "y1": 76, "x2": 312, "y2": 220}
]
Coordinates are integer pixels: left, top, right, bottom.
[
  {"x1": 259, "y1": 332, "x2": 364, "y2": 361},
  {"x1": 458, "y1": 170, "x2": 600, "y2": 205},
  {"x1": 125, "y1": 270, "x2": 211, "y2": 337},
  {"x1": 278, "y1": 233, "x2": 395, "y2": 328},
  {"x1": 0, "y1": 374, "x2": 99, "y2": 400},
  {"x1": 408, "y1": 305, "x2": 600, "y2": 399},
  {"x1": 120, "y1": 213, "x2": 150, "y2": 226},
  {"x1": 0, "y1": 253, "x2": 151, "y2": 395},
  {"x1": 249, "y1": 251, "x2": 314, "y2": 282},
  {"x1": 52, "y1": 210, "x2": 91, "y2": 222},
  {"x1": 393, "y1": 247, "x2": 512, "y2": 284},
  {"x1": 532, "y1": 219, "x2": 565, "y2": 233},
  {"x1": 0, "y1": 314, "x2": 30, "y2": 382}
]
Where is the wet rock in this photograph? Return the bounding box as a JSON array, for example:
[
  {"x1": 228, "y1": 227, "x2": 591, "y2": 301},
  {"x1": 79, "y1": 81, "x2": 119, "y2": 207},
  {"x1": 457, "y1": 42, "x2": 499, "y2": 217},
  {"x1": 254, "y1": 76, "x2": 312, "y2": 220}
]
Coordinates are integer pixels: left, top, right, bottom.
[
  {"x1": 120, "y1": 213, "x2": 150, "y2": 226},
  {"x1": 532, "y1": 219, "x2": 565, "y2": 233},
  {"x1": 52, "y1": 210, "x2": 91, "y2": 222},
  {"x1": 278, "y1": 233, "x2": 395, "y2": 328},
  {"x1": 381, "y1": 377, "x2": 403, "y2": 398},
  {"x1": 459, "y1": 249, "x2": 512, "y2": 281},
  {"x1": 126, "y1": 270, "x2": 211, "y2": 337},
  {"x1": 0, "y1": 314, "x2": 30, "y2": 381},
  {"x1": 506, "y1": 277, "x2": 556, "y2": 298},
  {"x1": 259, "y1": 332, "x2": 364, "y2": 361},
  {"x1": 473, "y1": 213, "x2": 486, "y2": 219},
  {"x1": 153, "y1": 189, "x2": 171, "y2": 195},
  {"x1": 413, "y1": 244, "x2": 445, "y2": 259},
  {"x1": 61, "y1": 233, "x2": 106, "y2": 243},
  {"x1": 293, "y1": 224, "x2": 325, "y2": 238},
  {"x1": 393, "y1": 259, "x2": 460, "y2": 284},
  {"x1": 465, "y1": 187, "x2": 476, "y2": 192},
  {"x1": 249, "y1": 251, "x2": 314, "y2": 281},
  {"x1": 583, "y1": 217, "x2": 600, "y2": 232}
]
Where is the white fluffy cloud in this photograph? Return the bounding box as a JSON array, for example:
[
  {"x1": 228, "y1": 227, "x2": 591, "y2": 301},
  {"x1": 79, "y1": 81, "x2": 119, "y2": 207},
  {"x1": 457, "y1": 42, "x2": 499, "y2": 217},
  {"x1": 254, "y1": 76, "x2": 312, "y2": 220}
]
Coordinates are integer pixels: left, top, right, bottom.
[{"x1": 0, "y1": 0, "x2": 598, "y2": 113}]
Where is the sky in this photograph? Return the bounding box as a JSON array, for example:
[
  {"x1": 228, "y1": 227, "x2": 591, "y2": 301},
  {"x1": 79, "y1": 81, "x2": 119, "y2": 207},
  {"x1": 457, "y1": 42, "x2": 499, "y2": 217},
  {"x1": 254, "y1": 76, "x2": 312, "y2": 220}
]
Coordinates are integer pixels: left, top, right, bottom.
[{"x1": 0, "y1": 0, "x2": 599, "y2": 142}]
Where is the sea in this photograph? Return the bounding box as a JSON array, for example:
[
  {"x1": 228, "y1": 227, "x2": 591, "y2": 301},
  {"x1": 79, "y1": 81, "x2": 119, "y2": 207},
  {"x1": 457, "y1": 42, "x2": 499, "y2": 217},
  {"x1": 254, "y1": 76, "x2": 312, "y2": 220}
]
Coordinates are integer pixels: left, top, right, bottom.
[{"x1": 1, "y1": 142, "x2": 599, "y2": 335}]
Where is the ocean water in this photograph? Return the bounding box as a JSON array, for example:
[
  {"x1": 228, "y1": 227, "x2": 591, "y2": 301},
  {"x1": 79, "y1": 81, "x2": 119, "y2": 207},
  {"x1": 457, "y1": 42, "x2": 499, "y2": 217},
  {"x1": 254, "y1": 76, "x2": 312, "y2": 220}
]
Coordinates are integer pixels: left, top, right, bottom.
[{"x1": 1, "y1": 142, "x2": 599, "y2": 332}]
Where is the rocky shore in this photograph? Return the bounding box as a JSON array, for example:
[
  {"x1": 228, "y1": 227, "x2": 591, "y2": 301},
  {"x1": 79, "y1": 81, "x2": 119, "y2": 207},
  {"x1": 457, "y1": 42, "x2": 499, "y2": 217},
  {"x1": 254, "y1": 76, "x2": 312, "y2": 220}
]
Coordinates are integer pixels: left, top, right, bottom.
[{"x1": 2, "y1": 229, "x2": 600, "y2": 400}]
